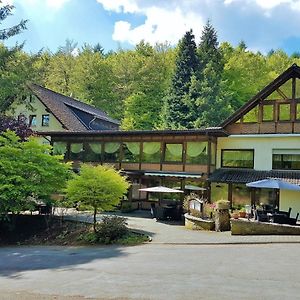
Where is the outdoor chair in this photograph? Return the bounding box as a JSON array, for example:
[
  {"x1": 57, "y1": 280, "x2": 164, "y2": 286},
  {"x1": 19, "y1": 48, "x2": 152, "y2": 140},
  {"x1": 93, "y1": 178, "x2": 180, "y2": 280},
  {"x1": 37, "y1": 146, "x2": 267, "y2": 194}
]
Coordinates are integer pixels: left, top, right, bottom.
[
  {"x1": 256, "y1": 210, "x2": 269, "y2": 222},
  {"x1": 273, "y1": 213, "x2": 289, "y2": 224},
  {"x1": 288, "y1": 213, "x2": 299, "y2": 226},
  {"x1": 276, "y1": 207, "x2": 292, "y2": 218}
]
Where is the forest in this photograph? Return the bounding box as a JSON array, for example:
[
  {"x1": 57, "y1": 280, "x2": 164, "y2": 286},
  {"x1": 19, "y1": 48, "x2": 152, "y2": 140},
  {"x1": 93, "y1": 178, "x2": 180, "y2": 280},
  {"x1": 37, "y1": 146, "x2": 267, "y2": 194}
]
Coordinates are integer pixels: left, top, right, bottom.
[{"x1": 1, "y1": 19, "x2": 300, "y2": 130}]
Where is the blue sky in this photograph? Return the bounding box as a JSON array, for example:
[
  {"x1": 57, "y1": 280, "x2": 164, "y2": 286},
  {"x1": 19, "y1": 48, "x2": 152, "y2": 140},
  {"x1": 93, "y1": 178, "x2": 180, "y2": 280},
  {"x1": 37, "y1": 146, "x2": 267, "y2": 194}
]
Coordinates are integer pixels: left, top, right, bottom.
[{"x1": 2, "y1": 0, "x2": 300, "y2": 54}]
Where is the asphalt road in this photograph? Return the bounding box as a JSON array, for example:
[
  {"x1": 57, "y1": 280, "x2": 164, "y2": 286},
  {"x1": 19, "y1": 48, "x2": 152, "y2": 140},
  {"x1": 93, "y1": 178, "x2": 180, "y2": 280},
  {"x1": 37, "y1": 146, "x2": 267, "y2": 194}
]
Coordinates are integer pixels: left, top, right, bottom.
[{"x1": 0, "y1": 243, "x2": 299, "y2": 300}]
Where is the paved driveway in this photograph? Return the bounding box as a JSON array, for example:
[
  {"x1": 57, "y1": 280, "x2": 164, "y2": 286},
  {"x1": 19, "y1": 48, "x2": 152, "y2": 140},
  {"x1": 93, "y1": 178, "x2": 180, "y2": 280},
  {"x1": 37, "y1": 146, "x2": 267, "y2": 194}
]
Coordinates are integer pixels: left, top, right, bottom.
[
  {"x1": 0, "y1": 244, "x2": 299, "y2": 300},
  {"x1": 66, "y1": 209, "x2": 300, "y2": 244}
]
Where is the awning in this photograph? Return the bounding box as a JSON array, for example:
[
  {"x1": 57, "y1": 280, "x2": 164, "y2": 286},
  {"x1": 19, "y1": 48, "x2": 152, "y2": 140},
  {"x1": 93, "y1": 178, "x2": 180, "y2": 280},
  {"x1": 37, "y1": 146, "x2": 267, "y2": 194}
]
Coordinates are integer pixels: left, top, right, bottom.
[
  {"x1": 144, "y1": 172, "x2": 202, "y2": 179},
  {"x1": 209, "y1": 168, "x2": 300, "y2": 185}
]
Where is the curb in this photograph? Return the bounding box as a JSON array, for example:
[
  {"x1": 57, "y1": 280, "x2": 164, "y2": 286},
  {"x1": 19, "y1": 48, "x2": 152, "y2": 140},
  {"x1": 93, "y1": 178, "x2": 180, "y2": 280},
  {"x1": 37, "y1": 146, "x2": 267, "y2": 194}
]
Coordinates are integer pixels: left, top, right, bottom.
[{"x1": 147, "y1": 241, "x2": 300, "y2": 245}]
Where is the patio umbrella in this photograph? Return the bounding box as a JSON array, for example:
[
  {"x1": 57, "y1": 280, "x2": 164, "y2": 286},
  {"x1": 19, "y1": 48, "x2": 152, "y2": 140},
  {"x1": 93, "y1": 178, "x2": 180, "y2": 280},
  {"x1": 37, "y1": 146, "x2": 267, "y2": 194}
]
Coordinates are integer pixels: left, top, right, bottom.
[
  {"x1": 139, "y1": 186, "x2": 184, "y2": 206},
  {"x1": 246, "y1": 178, "x2": 300, "y2": 191},
  {"x1": 139, "y1": 186, "x2": 184, "y2": 193}
]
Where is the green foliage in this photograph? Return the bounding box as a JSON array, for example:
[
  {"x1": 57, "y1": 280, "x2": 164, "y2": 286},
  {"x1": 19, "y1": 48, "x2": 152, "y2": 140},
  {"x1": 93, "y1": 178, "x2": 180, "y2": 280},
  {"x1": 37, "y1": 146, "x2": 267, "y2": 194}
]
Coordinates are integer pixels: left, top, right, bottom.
[
  {"x1": 95, "y1": 216, "x2": 128, "y2": 244},
  {"x1": 0, "y1": 43, "x2": 40, "y2": 111},
  {"x1": 0, "y1": 131, "x2": 70, "y2": 216},
  {"x1": 0, "y1": 2, "x2": 27, "y2": 40},
  {"x1": 66, "y1": 164, "x2": 130, "y2": 231},
  {"x1": 164, "y1": 30, "x2": 199, "y2": 129},
  {"x1": 2, "y1": 19, "x2": 300, "y2": 129}
]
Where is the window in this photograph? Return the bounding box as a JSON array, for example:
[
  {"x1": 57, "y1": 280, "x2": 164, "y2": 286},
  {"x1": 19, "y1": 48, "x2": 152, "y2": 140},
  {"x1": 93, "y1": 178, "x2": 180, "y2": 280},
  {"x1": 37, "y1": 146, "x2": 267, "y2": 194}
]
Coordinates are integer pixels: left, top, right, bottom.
[
  {"x1": 103, "y1": 142, "x2": 120, "y2": 162},
  {"x1": 29, "y1": 115, "x2": 37, "y2": 126},
  {"x1": 278, "y1": 104, "x2": 290, "y2": 121},
  {"x1": 142, "y1": 142, "x2": 161, "y2": 163},
  {"x1": 17, "y1": 114, "x2": 26, "y2": 123},
  {"x1": 69, "y1": 143, "x2": 83, "y2": 160},
  {"x1": 243, "y1": 106, "x2": 258, "y2": 123},
  {"x1": 272, "y1": 150, "x2": 300, "y2": 170},
  {"x1": 52, "y1": 142, "x2": 67, "y2": 159},
  {"x1": 84, "y1": 143, "x2": 102, "y2": 162},
  {"x1": 211, "y1": 183, "x2": 228, "y2": 203},
  {"x1": 42, "y1": 114, "x2": 50, "y2": 126},
  {"x1": 221, "y1": 149, "x2": 254, "y2": 168},
  {"x1": 122, "y1": 142, "x2": 140, "y2": 163},
  {"x1": 232, "y1": 184, "x2": 251, "y2": 210},
  {"x1": 164, "y1": 143, "x2": 183, "y2": 162},
  {"x1": 296, "y1": 103, "x2": 300, "y2": 120},
  {"x1": 262, "y1": 105, "x2": 274, "y2": 121},
  {"x1": 186, "y1": 142, "x2": 208, "y2": 164}
]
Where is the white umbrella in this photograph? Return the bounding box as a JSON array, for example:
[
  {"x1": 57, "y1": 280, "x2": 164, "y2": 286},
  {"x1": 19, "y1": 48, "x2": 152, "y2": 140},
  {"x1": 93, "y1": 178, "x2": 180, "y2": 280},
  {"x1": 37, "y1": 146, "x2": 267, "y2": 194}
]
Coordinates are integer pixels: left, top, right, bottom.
[
  {"x1": 139, "y1": 186, "x2": 184, "y2": 193},
  {"x1": 246, "y1": 178, "x2": 300, "y2": 191}
]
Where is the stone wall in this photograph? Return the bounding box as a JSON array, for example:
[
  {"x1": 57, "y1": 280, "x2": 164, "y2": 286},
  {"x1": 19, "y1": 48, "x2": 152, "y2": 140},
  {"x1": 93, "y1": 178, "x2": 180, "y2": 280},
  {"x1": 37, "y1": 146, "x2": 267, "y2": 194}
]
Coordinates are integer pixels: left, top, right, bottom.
[{"x1": 231, "y1": 219, "x2": 300, "y2": 235}]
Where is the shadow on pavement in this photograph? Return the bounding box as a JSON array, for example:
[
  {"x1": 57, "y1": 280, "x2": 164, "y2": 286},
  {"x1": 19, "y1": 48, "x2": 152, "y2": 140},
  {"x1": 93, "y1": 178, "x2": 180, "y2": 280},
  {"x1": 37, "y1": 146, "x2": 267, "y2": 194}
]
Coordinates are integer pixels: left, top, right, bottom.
[{"x1": 0, "y1": 245, "x2": 128, "y2": 278}]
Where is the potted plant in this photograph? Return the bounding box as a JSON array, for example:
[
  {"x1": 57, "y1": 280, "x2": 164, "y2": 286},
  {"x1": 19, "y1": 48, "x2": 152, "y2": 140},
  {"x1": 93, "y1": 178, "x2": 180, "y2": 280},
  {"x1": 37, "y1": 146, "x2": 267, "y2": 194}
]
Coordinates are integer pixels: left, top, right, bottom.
[
  {"x1": 239, "y1": 207, "x2": 246, "y2": 218},
  {"x1": 231, "y1": 210, "x2": 239, "y2": 219}
]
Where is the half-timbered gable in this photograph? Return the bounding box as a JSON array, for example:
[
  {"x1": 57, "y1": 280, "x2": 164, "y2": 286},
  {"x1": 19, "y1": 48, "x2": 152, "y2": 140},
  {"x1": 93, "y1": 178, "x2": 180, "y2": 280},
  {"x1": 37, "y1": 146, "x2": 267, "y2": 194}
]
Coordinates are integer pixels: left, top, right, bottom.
[{"x1": 221, "y1": 64, "x2": 300, "y2": 135}]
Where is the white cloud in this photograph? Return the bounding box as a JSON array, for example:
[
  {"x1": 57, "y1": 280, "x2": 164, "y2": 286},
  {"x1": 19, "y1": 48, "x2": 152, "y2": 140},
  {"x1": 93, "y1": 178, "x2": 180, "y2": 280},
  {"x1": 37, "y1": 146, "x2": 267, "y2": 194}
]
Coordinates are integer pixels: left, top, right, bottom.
[
  {"x1": 225, "y1": 0, "x2": 300, "y2": 11},
  {"x1": 96, "y1": 0, "x2": 300, "y2": 53},
  {"x1": 96, "y1": 0, "x2": 139, "y2": 13},
  {"x1": 97, "y1": 0, "x2": 204, "y2": 46}
]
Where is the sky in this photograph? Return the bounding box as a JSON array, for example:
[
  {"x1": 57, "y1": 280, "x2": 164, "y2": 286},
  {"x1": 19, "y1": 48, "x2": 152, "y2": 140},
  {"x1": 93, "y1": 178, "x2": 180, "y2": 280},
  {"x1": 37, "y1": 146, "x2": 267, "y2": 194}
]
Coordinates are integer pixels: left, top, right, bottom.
[{"x1": 2, "y1": 0, "x2": 300, "y2": 54}]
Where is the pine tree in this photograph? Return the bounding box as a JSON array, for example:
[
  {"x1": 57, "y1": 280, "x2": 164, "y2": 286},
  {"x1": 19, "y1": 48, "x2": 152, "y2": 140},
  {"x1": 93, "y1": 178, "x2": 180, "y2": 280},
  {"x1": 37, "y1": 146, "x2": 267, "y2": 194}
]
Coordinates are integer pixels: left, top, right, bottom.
[
  {"x1": 163, "y1": 30, "x2": 199, "y2": 129},
  {"x1": 0, "y1": 2, "x2": 27, "y2": 40},
  {"x1": 190, "y1": 21, "x2": 233, "y2": 127}
]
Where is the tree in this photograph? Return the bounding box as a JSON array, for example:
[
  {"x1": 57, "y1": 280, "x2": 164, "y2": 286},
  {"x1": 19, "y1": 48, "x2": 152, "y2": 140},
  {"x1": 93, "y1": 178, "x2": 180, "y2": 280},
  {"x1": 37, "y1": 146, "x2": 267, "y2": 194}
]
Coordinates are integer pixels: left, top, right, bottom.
[
  {"x1": 0, "y1": 44, "x2": 42, "y2": 111},
  {"x1": 0, "y1": 2, "x2": 33, "y2": 110},
  {"x1": 0, "y1": 114, "x2": 32, "y2": 140},
  {"x1": 0, "y1": 131, "x2": 70, "y2": 217},
  {"x1": 122, "y1": 42, "x2": 174, "y2": 130},
  {"x1": 163, "y1": 30, "x2": 199, "y2": 129},
  {"x1": 66, "y1": 164, "x2": 129, "y2": 232},
  {"x1": 0, "y1": 1, "x2": 27, "y2": 41},
  {"x1": 189, "y1": 21, "x2": 233, "y2": 127}
]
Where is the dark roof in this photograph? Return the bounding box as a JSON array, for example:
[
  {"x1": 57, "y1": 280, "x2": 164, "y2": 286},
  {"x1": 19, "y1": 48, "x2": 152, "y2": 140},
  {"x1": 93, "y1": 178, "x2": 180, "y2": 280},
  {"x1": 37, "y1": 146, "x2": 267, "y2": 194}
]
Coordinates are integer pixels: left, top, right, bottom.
[
  {"x1": 30, "y1": 84, "x2": 120, "y2": 131},
  {"x1": 209, "y1": 168, "x2": 300, "y2": 185},
  {"x1": 38, "y1": 127, "x2": 228, "y2": 138},
  {"x1": 220, "y1": 64, "x2": 300, "y2": 128}
]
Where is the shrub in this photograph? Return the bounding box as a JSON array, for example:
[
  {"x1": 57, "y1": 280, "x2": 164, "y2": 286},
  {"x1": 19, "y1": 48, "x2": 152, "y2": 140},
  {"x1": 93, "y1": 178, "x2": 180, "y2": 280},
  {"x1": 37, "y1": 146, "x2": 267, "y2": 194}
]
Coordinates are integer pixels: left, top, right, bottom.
[
  {"x1": 95, "y1": 216, "x2": 129, "y2": 244},
  {"x1": 190, "y1": 208, "x2": 202, "y2": 218}
]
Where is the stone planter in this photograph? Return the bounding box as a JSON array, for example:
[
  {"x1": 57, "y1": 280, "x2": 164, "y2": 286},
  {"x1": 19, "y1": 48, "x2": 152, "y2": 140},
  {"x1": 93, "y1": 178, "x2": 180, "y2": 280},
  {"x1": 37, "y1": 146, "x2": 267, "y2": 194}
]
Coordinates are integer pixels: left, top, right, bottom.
[{"x1": 184, "y1": 213, "x2": 215, "y2": 231}]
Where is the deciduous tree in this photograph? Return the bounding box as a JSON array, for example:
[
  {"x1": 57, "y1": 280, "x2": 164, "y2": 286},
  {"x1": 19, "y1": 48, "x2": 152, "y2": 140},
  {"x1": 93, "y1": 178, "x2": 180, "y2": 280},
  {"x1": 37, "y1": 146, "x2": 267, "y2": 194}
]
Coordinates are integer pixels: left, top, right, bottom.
[
  {"x1": 66, "y1": 164, "x2": 129, "y2": 232},
  {"x1": 0, "y1": 131, "x2": 70, "y2": 217}
]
